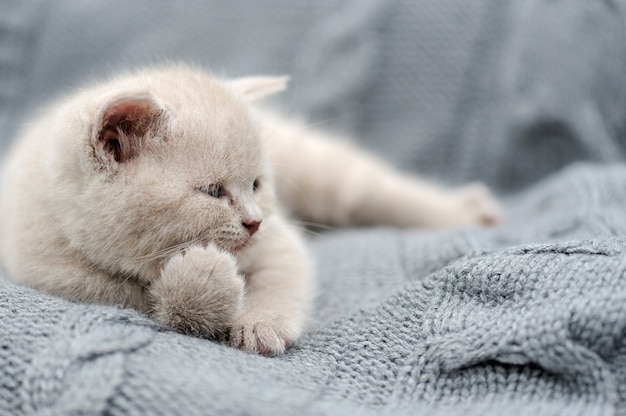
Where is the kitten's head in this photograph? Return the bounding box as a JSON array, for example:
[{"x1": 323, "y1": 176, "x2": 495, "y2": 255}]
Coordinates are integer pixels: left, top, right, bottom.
[{"x1": 49, "y1": 66, "x2": 288, "y2": 280}]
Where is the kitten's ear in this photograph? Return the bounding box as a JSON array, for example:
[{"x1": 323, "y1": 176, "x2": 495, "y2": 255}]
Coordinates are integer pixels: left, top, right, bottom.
[
  {"x1": 92, "y1": 94, "x2": 162, "y2": 165},
  {"x1": 230, "y1": 76, "x2": 289, "y2": 102}
]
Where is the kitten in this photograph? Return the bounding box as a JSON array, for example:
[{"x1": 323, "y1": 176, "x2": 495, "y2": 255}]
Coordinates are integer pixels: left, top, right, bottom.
[{"x1": 0, "y1": 65, "x2": 499, "y2": 355}]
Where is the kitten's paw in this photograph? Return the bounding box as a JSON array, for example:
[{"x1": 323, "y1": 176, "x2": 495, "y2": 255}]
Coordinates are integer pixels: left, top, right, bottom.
[
  {"x1": 150, "y1": 245, "x2": 244, "y2": 339},
  {"x1": 229, "y1": 312, "x2": 302, "y2": 356},
  {"x1": 450, "y1": 183, "x2": 501, "y2": 227}
]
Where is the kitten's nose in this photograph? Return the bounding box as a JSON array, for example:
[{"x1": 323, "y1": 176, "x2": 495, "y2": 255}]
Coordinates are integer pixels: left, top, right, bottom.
[{"x1": 243, "y1": 219, "x2": 262, "y2": 236}]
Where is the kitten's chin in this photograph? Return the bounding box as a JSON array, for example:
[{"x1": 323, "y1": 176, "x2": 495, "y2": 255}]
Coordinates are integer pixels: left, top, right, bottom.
[{"x1": 228, "y1": 237, "x2": 252, "y2": 255}]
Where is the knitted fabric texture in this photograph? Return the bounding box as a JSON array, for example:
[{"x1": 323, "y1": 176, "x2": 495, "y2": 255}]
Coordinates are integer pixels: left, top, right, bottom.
[{"x1": 1, "y1": 1, "x2": 626, "y2": 415}]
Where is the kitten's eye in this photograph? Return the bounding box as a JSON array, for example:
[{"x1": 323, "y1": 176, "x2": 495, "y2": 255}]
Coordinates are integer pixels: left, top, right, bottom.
[
  {"x1": 198, "y1": 184, "x2": 224, "y2": 199},
  {"x1": 252, "y1": 178, "x2": 260, "y2": 192}
]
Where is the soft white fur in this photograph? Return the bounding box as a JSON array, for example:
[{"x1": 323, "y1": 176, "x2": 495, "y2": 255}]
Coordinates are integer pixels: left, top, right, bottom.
[{"x1": 0, "y1": 65, "x2": 499, "y2": 355}]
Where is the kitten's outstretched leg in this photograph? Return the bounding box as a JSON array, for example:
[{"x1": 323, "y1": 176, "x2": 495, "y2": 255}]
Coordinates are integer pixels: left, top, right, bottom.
[
  {"x1": 229, "y1": 216, "x2": 312, "y2": 355},
  {"x1": 263, "y1": 111, "x2": 500, "y2": 228},
  {"x1": 150, "y1": 245, "x2": 244, "y2": 339}
]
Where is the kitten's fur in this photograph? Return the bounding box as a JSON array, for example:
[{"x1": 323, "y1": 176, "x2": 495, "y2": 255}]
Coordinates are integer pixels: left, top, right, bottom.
[{"x1": 0, "y1": 65, "x2": 499, "y2": 355}]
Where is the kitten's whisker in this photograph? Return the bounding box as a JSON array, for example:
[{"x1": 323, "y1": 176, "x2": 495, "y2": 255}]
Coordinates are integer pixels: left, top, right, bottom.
[
  {"x1": 291, "y1": 220, "x2": 337, "y2": 231},
  {"x1": 287, "y1": 222, "x2": 335, "y2": 241},
  {"x1": 299, "y1": 228, "x2": 325, "y2": 238},
  {"x1": 301, "y1": 117, "x2": 340, "y2": 130},
  {"x1": 271, "y1": 172, "x2": 316, "y2": 212},
  {"x1": 136, "y1": 236, "x2": 206, "y2": 263}
]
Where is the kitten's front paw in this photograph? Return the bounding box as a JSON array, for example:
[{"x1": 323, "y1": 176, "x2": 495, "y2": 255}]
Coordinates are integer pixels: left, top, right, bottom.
[
  {"x1": 229, "y1": 311, "x2": 302, "y2": 356},
  {"x1": 450, "y1": 183, "x2": 501, "y2": 226},
  {"x1": 150, "y1": 245, "x2": 244, "y2": 339}
]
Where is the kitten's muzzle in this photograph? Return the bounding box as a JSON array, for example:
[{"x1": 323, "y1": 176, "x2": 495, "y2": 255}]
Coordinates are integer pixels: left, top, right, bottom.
[{"x1": 243, "y1": 219, "x2": 261, "y2": 236}]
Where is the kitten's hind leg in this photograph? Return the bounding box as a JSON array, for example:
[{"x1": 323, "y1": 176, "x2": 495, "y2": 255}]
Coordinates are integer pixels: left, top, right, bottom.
[
  {"x1": 149, "y1": 245, "x2": 244, "y2": 340},
  {"x1": 354, "y1": 174, "x2": 501, "y2": 228},
  {"x1": 449, "y1": 182, "x2": 500, "y2": 227},
  {"x1": 265, "y1": 112, "x2": 500, "y2": 228}
]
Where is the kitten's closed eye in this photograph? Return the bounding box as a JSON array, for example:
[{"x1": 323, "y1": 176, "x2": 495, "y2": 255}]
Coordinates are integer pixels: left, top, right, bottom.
[
  {"x1": 253, "y1": 179, "x2": 260, "y2": 192},
  {"x1": 199, "y1": 184, "x2": 227, "y2": 199}
]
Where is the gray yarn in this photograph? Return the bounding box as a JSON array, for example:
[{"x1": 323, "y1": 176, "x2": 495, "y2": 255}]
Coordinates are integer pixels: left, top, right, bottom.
[{"x1": 2, "y1": 1, "x2": 626, "y2": 415}]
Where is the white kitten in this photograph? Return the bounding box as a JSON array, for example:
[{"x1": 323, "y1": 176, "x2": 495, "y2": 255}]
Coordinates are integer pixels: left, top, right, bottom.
[{"x1": 0, "y1": 65, "x2": 499, "y2": 355}]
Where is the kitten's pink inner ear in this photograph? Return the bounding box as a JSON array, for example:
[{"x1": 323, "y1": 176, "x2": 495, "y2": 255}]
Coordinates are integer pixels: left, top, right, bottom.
[
  {"x1": 94, "y1": 97, "x2": 160, "y2": 164},
  {"x1": 230, "y1": 76, "x2": 289, "y2": 102}
]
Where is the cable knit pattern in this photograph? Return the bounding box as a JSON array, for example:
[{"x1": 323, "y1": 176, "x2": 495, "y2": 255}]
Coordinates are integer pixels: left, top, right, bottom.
[{"x1": 1, "y1": 1, "x2": 626, "y2": 415}]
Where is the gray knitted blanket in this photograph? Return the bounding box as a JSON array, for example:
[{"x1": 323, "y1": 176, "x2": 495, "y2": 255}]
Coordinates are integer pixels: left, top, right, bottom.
[{"x1": 2, "y1": 1, "x2": 626, "y2": 415}]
